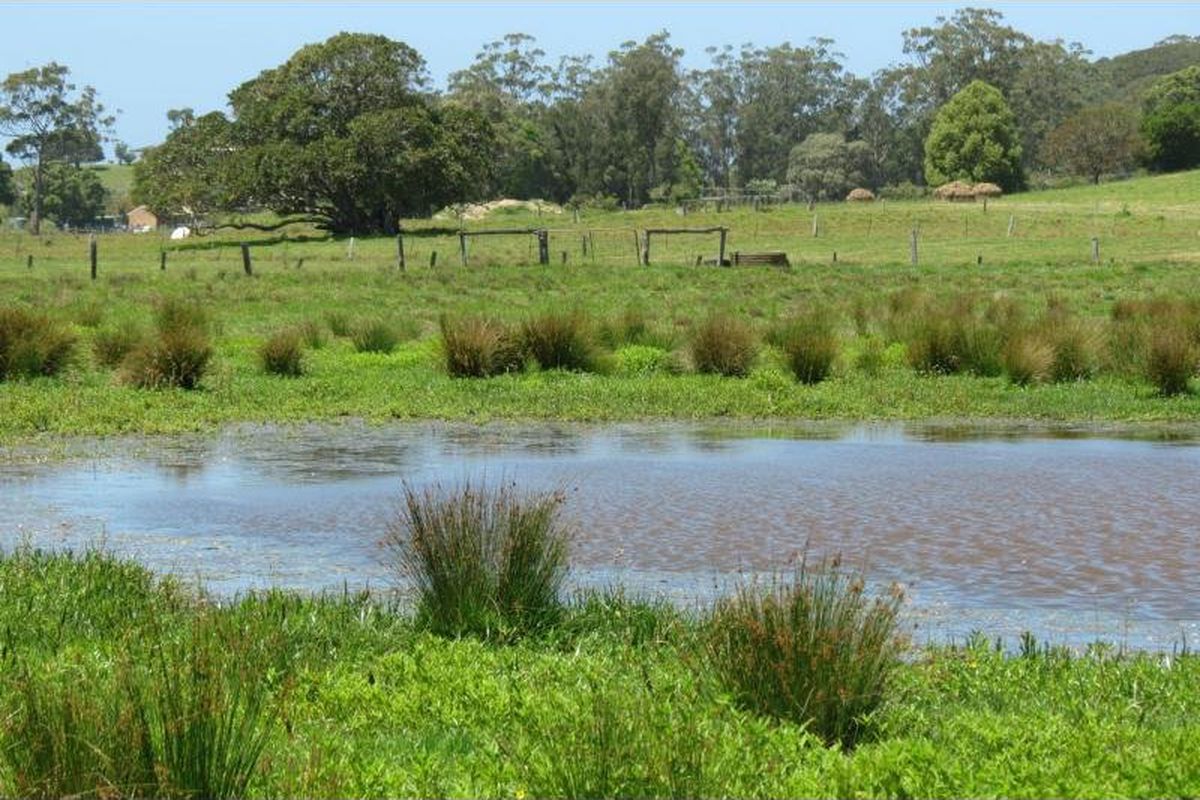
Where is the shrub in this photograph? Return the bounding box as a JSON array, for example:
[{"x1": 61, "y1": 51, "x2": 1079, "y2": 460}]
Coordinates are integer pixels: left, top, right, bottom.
[
  {"x1": 0, "y1": 307, "x2": 76, "y2": 380},
  {"x1": 778, "y1": 315, "x2": 839, "y2": 384},
  {"x1": 351, "y1": 319, "x2": 399, "y2": 354},
  {"x1": 705, "y1": 554, "x2": 905, "y2": 749},
  {"x1": 1003, "y1": 332, "x2": 1054, "y2": 386},
  {"x1": 259, "y1": 329, "x2": 305, "y2": 376},
  {"x1": 690, "y1": 313, "x2": 758, "y2": 377},
  {"x1": 92, "y1": 320, "x2": 143, "y2": 368},
  {"x1": 1146, "y1": 327, "x2": 1197, "y2": 396},
  {"x1": 521, "y1": 311, "x2": 598, "y2": 372},
  {"x1": 385, "y1": 482, "x2": 571, "y2": 639},
  {"x1": 440, "y1": 315, "x2": 524, "y2": 378}
]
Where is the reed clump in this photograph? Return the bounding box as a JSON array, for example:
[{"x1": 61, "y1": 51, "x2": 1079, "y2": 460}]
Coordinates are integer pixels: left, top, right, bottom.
[
  {"x1": 690, "y1": 313, "x2": 758, "y2": 377},
  {"x1": 92, "y1": 319, "x2": 143, "y2": 368},
  {"x1": 121, "y1": 300, "x2": 211, "y2": 390},
  {"x1": 351, "y1": 318, "x2": 400, "y2": 354},
  {"x1": 521, "y1": 311, "x2": 599, "y2": 372},
  {"x1": 1146, "y1": 326, "x2": 1197, "y2": 396},
  {"x1": 776, "y1": 314, "x2": 840, "y2": 384},
  {"x1": 386, "y1": 482, "x2": 571, "y2": 639},
  {"x1": 705, "y1": 554, "x2": 905, "y2": 749},
  {"x1": 440, "y1": 315, "x2": 525, "y2": 377},
  {"x1": 260, "y1": 328, "x2": 305, "y2": 376},
  {"x1": 0, "y1": 306, "x2": 76, "y2": 380}
]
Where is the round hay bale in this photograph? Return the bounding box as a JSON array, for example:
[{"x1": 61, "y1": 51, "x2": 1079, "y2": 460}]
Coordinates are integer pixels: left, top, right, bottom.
[
  {"x1": 933, "y1": 181, "x2": 976, "y2": 202},
  {"x1": 972, "y1": 182, "x2": 1003, "y2": 198},
  {"x1": 846, "y1": 187, "x2": 876, "y2": 202}
]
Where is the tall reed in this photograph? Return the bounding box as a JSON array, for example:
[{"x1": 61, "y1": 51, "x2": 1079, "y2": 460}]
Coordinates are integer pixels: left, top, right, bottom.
[{"x1": 690, "y1": 313, "x2": 758, "y2": 377}]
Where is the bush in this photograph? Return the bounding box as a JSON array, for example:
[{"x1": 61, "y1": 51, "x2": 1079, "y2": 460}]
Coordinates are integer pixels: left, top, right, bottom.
[
  {"x1": 385, "y1": 482, "x2": 571, "y2": 639},
  {"x1": 92, "y1": 320, "x2": 143, "y2": 368},
  {"x1": 351, "y1": 319, "x2": 399, "y2": 354},
  {"x1": 1146, "y1": 327, "x2": 1197, "y2": 396},
  {"x1": 259, "y1": 329, "x2": 305, "y2": 376},
  {"x1": 705, "y1": 554, "x2": 905, "y2": 749},
  {"x1": 777, "y1": 315, "x2": 839, "y2": 384},
  {"x1": 521, "y1": 311, "x2": 598, "y2": 372},
  {"x1": 690, "y1": 313, "x2": 758, "y2": 377},
  {"x1": 440, "y1": 315, "x2": 524, "y2": 378},
  {"x1": 0, "y1": 307, "x2": 76, "y2": 380}
]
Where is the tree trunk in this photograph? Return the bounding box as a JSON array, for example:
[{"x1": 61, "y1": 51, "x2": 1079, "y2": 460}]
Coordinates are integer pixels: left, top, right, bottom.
[{"x1": 30, "y1": 156, "x2": 44, "y2": 235}]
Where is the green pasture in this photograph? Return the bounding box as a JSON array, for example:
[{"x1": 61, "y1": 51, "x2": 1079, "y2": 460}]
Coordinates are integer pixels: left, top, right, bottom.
[{"x1": 1, "y1": 171, "x2": 1199, "y2": 444}]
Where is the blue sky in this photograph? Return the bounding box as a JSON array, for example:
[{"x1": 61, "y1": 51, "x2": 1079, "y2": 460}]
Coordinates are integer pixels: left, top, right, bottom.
[{"x1": 1, "y1": 2, "x2": 1197, "y2": 153}]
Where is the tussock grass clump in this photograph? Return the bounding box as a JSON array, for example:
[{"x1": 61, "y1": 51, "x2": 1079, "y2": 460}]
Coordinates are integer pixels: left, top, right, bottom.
[
  {"x1": 905, "y1": 296, "x2": 1004, "y2": 377},
  {"x1": 351, "y1": 318, "x2": 400, "y2": 354},
  {"x1": 297, "y1": 319, "x2": 325, "y2": 349},
  {"x1": 1003, "y1": 332, "x2": 1054, "y2": 386},
  {"x1": 386, "y1": 482, "x2": 571, "y2": 639},
  {"x1": 92, "y1": 319, "x2": 144, "y2": 368},
  {"x1": 260, "y1": 329, "x2": 305, "y2": 376},
  {"x1": 777, "y1": 314, "x2": 839, "y2": 384},
  {"x1": 854, "y1": 335, "x2": 887, "y2": 376},
  {"x1": 0, "y1": 307, "x2": 76, "y2": 380},
  {"x1": 122, "y1": 302, "x2": 212, "y2": 390},
  {"x1": 690, "y1": 313, "x2": 758, "y2": 377},
  {"x1": 1146, "y1": 327, "x2": 1197, "y2": 396},
  {"x1": 598, "y1": 307, "x2": 677, "y2": 351},
  {"x1": 440, "y1": 315, "x2": 525, "y2": 377},
  {"x1": 0, "y1": 612, "x2": 282, "y2": 800},
  {"x1": 325, "y1": 311, "x2": 351, "y2": 338},
  {"x1": 522, "y1": 311, "x2": 598, "y2": 372},
  {"x1": 705, "y1": 555, "x2": 905, "y2": 749}
]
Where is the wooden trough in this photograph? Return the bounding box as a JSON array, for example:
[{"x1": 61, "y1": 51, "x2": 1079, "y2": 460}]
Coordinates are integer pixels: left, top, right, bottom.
[{"x1": 733, "y1": 251, "x2": 790, "y2": 268}]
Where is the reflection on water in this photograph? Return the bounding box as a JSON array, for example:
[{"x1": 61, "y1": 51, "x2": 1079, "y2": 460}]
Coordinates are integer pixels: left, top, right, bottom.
[{"x1": 1, "y1": 420, "x2": 1198, "y2": 649}]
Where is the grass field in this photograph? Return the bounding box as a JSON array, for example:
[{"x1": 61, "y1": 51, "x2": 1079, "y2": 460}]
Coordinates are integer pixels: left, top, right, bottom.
[
  {"x1": 0, "y1": 549, "x2": 1196, "y2": 799},
  {"x1": 1, "y1": 171, "x2": 1198, "y2": 444}
]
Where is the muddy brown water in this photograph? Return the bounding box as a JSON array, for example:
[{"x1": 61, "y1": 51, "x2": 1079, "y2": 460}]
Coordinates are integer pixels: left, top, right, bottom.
[{"x1": 2, "y1": 421, "x2": 1198, "y2": 650}]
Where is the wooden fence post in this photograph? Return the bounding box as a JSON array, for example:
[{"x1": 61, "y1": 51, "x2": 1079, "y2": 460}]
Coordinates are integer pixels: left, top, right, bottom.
[
  {"x1": 718, "y1": 228, "x2": 727, "y2": 266},
  {"x1": 396, "y1": 232, "x2": 406, "y2": 271},
  {"x1": 641, "y1": 231, "x2": 650, "y2": 266},
  {"x1": 160, "y1": 250, "x2": 167, "y2": 271},
  {"x1": 430, "y1": 251, "x2": 438, "y2": 268},
  {"x1": 1007, "y1": 215, "x2": 1016, "y2": 237},
  {"x1": 812, "y1": 213, "x2": 819, "y2": 238},
  {"x1": 241, "y1": 242, "x2": 252, "y2": 276},
  {"x1": 909, "y1": 228, "x2": 918, "y2": 266},
  {"x1": 1091, "y1": 237, "x2": 1100, "y2": 263},
  {"x1": 26, "y1": 254, "x2": 33, "y2": 269},
  {"x1": 537, "y1": 230, "x2": 550, "y2": 265},
  {"x1": 459, "y1": 232, "x2": 468, "y2": 266},
  {"x1": 347, "y1": 236, "x2": 356, "y2": 260},
  {"x1": 89, "y1": 234, "x2": 97, "y2": 280}
]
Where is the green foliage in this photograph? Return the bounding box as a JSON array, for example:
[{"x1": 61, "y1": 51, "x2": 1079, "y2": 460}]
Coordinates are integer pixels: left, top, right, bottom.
[
  {"x1": 1042, "y1": 103, "x2": 1144, "y2": 182},
  {"x1": 787, "y1": 132, "x2": 869, "y2": 201},
  {"x1": 121, "y1": 300, "x2": 211, "y2": 390},
  {"x1": 0, "y1": 306, "x2": 76, "y2": 379},
  {"x1": 924, "y1": 80, "x2": 1024, "y2": 192},
  {"x1": 705, "y1": 556, "x2": 906, "y2": 748},
  {"x1": 439, "y1": 314, "x2": 524, "y2": 378},
  {"x1": 20, "y1": 162, "x2": 107, "y2": 227},
  {"x1": 0, "y1": 159, "x2": 13, "y2": 205},
  {"x1": 260, "y1": 328, "x2": 305, "y2": 376},
  {"x1": 92, "y1": 319, "x2": 143, "y2": 368},
  {"x1": 1143, "y1": 64, "x2": 1200, "y2": 115},
  {"x1": 385, "y1": 482, "x2": 571, "y2": 639},
  {"x1": 690, "y1": 313, "x2": 758, "y2": 377},
  {"x1": 133, "y1": 112, "x2": 235, "y2": 221},
  {"x1": 1142, "y1": 102, "x2": 1200, "y2": 172}
]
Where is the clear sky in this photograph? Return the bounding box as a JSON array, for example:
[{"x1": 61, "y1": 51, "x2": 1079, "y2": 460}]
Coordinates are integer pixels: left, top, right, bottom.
[{"x1": 1, "y1": 2, "x2": 1197, "y2": 153}]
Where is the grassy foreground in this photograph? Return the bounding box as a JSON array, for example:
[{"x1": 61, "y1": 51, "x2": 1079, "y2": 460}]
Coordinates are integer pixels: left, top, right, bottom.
[
  {"x1": 1, "y1": 172, "x2": 1200, "y2": 444},
  {"x1": 0, "y1": 548, "x2": 1196, "y2": 798}
]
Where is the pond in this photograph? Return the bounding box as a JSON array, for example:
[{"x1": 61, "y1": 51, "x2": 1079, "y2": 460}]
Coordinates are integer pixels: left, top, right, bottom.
[{"x1": 2, "y1": 421, "x2": 1198, "y2": 650}]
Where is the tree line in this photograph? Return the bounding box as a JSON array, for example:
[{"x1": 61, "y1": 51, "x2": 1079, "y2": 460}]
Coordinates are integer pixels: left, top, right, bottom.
[{"x1": 2, "y1": 8, "x2": 1199, "y2": 234}]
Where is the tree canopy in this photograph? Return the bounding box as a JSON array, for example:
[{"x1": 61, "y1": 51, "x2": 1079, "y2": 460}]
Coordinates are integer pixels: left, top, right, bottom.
[{"x1": 924, "y1": 80, "x2": 1023, "y2": 191}]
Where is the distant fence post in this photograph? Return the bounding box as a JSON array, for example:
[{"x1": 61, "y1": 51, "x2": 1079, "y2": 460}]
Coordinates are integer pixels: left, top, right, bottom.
[
  {"x1": 26, "y1": 254, "x2": 33, "y2": 269},
  {"x1": 641, "y1": 231, "x2": 650, "y2": 266},
  {"x1": 811, "y1": 213, "x2": 818, "y2": 238},
  {"x1": 537, "y1": 230, "x2": 550, "y2": 265},
  {"x1": 718, "y1": 227, "x2": 728, "y2": 266},
  {"x1": 89, "y1": 234, "x2": 97, "y2": 280},
  {"x1": 632, "y1": 230, "x2": 641, "y2": 265},
  {"x1": 241, "y1": 242, "x2": 252, "y2": 276},
  {"x1": 396, "y1": 231, "x2": 406, "y2": 271},
  {"x1": 459, "y1": 232, "x2": 468, "y2": 267},
  {"x1": 430, "y1": 250, "x2": 438, "y2": 268},
  {"x1": 909, "y1": 228, "x2": 918, "y2": 266},
  {"x1": 160, "y1": 250, "x2": 167, "y2": 271},
  {"x1": 1091, "y1": 237, "x2": 1100, "y2": 263},
  {"x1": 1007, "y1": 215, "x2": 1016, "y2": 237}
]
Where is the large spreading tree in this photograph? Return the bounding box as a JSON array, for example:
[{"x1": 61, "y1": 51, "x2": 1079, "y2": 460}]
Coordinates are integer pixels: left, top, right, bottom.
[
  {"x1": 135, "y1": 33, "x2": 496, "y2": 234},
  {"x1": 924, "y1": 80, "x2": 1024, "y2": 191},
  {"x1": 0, "y1": 63, "x2": 112, "y2": 233}
]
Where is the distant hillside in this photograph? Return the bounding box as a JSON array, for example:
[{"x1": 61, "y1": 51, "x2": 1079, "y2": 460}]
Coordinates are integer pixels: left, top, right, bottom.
[
  {"x1": 1091, "y1": 35, "x2": 1200, "y2": 107},
  {"x1": 1006, "y1": 168, "x2": 1200, "y2": 214}
]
